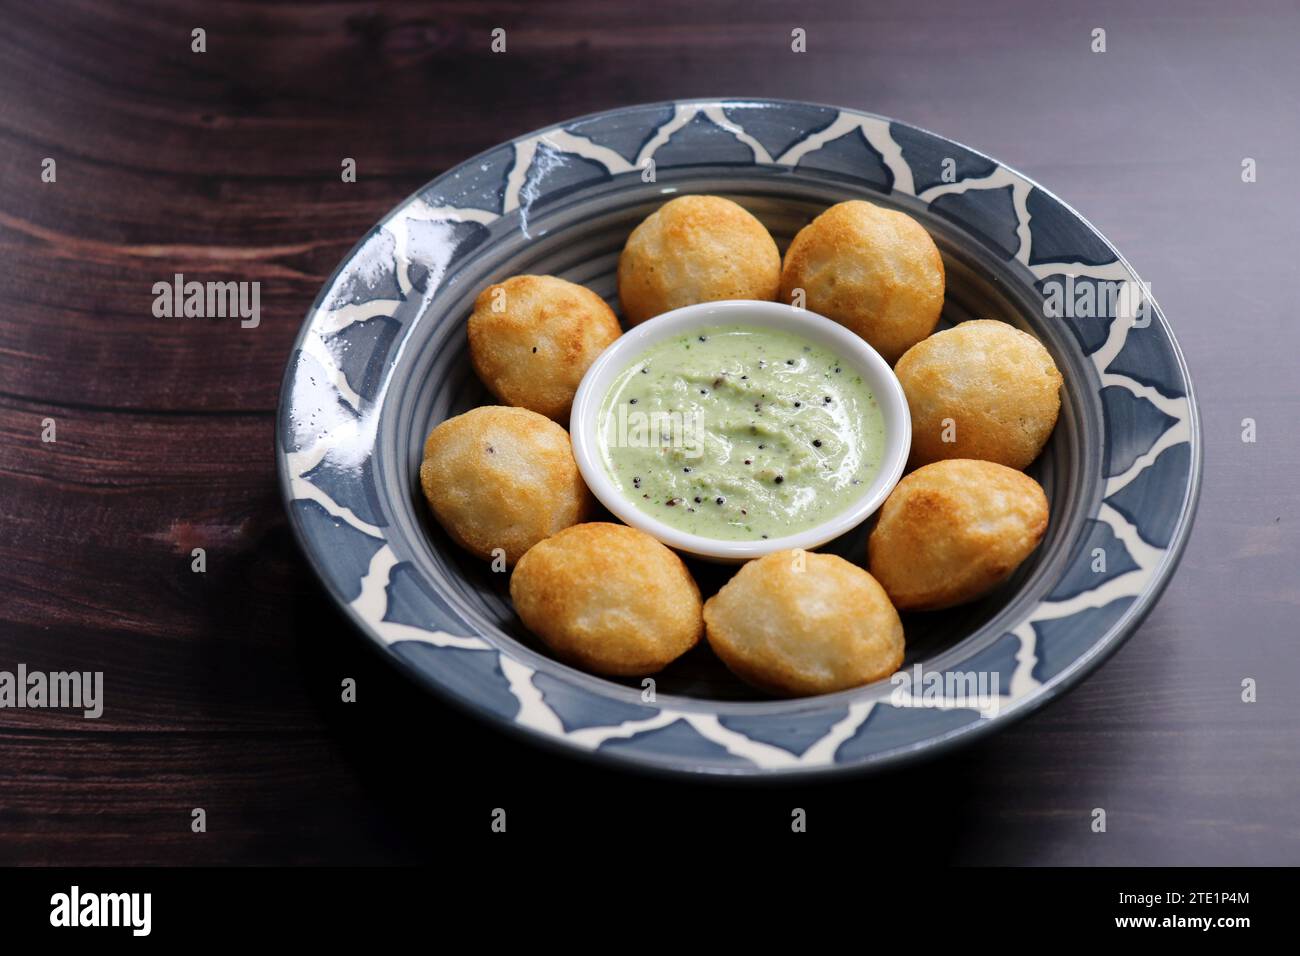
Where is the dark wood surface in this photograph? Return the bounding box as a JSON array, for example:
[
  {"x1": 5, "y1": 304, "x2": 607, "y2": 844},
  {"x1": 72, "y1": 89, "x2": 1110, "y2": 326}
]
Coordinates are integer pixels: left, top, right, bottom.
[{"x1": 1, "y1": 0, "x2": 1297, "y2": 865}]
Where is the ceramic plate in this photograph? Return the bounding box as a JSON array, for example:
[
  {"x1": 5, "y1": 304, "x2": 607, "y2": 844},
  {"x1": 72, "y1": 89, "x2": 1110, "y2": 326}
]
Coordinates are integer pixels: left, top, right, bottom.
[{"x1": 275, "y1": 99, "x2": 1201, "y2": 778}]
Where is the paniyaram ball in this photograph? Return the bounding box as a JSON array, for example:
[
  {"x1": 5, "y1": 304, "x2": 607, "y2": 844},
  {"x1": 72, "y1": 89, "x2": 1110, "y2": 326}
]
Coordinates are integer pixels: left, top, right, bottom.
[
  {"x1": 894, "y1": 319, "x2": 1063, "y2": 470},
  {"x1": 779, "y1": 199, "x2": 945, "y2": 363},
  {"x1": 703, "y1": 549, "x2": 904, "y2": 697},
  {"x1": 510, "y1": 523, "x2": 703, "y2": 676},
  {"x1": 468, "y1": 274, "x2": 622, "y2": 420},
  {"x1": 618, "y1": 195, "x2": 781, "y2": 326},
  {"x1": 419, "y1": 405, "x2": 591, "y2": 565},
  {"x1": 868, "y1": 458, "x2": 1049, "y2": 611}
]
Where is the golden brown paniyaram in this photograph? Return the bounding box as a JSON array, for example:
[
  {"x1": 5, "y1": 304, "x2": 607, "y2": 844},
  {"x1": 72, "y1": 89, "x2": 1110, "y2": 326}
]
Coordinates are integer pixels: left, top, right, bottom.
[
  {"x1": 868, "y1": 458, "x2": 1049, "y2": 611},
  {"x1": 467, "y1": 274, "x2": 622, "y2": 420},
  {"x1": 895, "y1": 319, "x2": 1063, "y2": 470},
  {"x1": 703, "y1": 549, "x2": 904, "y2": 697},
  {"x1": 419, "y1": 405, "x2": 591, "y2": 565},
  {"x1": 510, "y1": 522, "x2": 703, "y2": 676},
  {"x1": 618, "y1": 195, "x2": 781, "y2": 325},
  {"x1": 779, "y1": 199, "x2": 945, "y2": 364}
]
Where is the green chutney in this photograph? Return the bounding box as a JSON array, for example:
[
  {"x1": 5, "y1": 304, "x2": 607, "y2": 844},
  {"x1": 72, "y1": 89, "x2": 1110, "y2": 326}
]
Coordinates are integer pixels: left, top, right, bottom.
[{"x1": 597, "y1": 324, "x2": 885, "y2": 541}]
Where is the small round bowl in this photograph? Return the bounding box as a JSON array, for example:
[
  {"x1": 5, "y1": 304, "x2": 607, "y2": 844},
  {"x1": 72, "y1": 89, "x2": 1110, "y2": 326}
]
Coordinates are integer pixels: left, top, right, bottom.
[{"x1": 569, "y1": 299, "x2": 911, "y2": 562}]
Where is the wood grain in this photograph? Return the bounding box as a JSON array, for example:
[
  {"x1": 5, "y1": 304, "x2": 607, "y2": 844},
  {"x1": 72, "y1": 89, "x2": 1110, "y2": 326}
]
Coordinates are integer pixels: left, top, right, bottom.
[{"x1": 1, "y1": 0, "x2": 1298, "y2": 864}]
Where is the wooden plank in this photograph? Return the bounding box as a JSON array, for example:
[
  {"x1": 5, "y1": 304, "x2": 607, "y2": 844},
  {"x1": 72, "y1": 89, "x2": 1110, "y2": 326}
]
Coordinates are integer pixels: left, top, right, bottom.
[{"x1": 1, "y1": 0, "x2": 1298, "y2": 864}]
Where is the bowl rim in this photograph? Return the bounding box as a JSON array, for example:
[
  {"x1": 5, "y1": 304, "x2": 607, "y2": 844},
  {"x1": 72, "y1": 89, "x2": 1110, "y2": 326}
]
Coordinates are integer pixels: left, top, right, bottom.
[
  {"x1": 274, "y1": 96, "x2": 1202, "y2": 780},
  {"x1": 569, "y1": 299, "x2": 912, "y2": 561}
]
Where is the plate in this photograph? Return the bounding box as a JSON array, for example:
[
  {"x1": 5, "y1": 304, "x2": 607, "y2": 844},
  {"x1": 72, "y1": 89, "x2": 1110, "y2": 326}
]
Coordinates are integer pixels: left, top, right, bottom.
[{"x1": 275, "y1": 99, "x2": 1201, "y2": 778}]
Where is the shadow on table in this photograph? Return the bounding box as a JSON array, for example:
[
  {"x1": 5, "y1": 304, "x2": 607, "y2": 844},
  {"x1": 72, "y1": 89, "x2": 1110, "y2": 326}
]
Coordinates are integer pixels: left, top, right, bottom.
[{"x1": 288, "y1": 578, "x2": 1021, "y2": 860}]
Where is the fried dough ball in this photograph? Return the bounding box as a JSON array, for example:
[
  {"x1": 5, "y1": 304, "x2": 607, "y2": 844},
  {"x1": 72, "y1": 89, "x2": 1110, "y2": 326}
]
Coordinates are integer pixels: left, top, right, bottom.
[
  {"x1": 779, "y1": 199, "x2": 945, "y2": 363},
  {"x1": 703, "y1": 550, "x2": 904, "y2": 697},
  {"x1": 868, "y1": 459, "x2": 1049, "y2": 611},
  {"x1": 419, "y1": 406, "x2": 591, "y2": 565},
  {"x1": 467, "y1": 274, "x2": 622, "y2": 420},
  {"x1": 895, "y1": 319, "x2": 1063, "y2": 470},
  {"x1": 618, "y1": 195, "x2": 780, "y2": 325},
  {"x1": 510, "y1": 523, "x2": 703, "y2": 676}
]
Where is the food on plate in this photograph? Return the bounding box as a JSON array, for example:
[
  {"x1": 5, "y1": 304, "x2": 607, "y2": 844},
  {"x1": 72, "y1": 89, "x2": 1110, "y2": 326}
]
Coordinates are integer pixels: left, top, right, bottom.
[
  {"x1": 618, "y1": 195, "x2": 780, "y2": 325},
  {"x1": 411, "y1": 187, "x2": 1071, "y2": 700},
  {"x1": 868, "y1": 458, "x2": 1049, "y2": 611},
  {"x1": 596, "y1": 323, "x2": 884, "y2": 541},
  {"x1": 468, "y1": 274, "x2": 622, "y2": 420},
  {"x1": 419, "y1": 405, "x2": 591, "y2": 565},
  {"x1": 510, "y1": 522, "x2": 703, "y2": 676},
  {"x1": 703, "y1": 549, "x2": 904, "y2": 696},
  {"x1": 894, "y1": 319, "x2": 1062, "y2": 470},
  {"x1": 779, "y1": 199, "x2": 944, "y2": 364}
]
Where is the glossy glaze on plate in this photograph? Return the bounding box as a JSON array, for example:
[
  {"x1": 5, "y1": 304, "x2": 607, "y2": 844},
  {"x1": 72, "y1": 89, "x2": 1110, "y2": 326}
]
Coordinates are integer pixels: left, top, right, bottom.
[{"x1": 275, "y1": 99, "x2": 1201, "y2": 777}]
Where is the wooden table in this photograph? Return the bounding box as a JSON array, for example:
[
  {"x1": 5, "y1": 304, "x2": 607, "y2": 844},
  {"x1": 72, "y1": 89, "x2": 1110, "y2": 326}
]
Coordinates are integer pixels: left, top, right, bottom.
[{"x1": 2, "y1": 0, "x2": 1297, "y2": 864}]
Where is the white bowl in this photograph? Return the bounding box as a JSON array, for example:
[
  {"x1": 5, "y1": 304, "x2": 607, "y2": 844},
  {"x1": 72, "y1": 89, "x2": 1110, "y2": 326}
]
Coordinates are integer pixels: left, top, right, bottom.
[{"x1": 570, "y1": 300, "x2": 912, "y2": 562}]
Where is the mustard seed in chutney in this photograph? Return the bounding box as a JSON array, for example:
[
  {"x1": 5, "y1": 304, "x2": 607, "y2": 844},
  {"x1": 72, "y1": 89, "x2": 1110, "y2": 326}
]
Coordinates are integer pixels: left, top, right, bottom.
[{"x1": 597, "y1": 325, "x2": 885, "y2": 540}]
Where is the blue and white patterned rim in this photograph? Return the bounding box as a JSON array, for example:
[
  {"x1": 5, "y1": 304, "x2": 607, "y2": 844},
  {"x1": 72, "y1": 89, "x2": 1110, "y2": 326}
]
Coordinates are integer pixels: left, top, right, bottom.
[{"x1": 276, "y1": 99, "x2": 1201, "y2": 778}]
